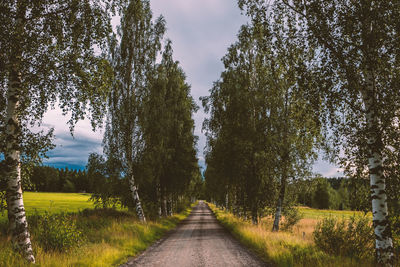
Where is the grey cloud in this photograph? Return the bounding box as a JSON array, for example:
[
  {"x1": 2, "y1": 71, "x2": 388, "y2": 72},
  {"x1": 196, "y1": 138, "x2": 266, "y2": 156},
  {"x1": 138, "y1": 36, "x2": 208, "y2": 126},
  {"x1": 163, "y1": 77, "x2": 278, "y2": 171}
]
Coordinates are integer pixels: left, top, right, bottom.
[{"x1": 43, "y1": 131, "x2": 102, "y2": 169}]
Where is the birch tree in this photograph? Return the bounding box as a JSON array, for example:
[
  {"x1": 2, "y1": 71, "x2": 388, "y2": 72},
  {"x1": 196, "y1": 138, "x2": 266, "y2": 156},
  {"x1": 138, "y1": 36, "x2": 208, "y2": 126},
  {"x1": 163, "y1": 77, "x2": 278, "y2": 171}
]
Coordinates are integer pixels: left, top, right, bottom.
[
  {"x1": 203, "y1": 17, "x2": 319, "y2": 225},
  {"x1": 239, "y1": 0, "x2": 400, "y2": 264},
  {"x1": 0, "y1": 0, "x2": 117, "y2": 262},
  {"x1": 140, "y1": 40, "x2": 199, "y2": 217},
  {"x1": 104, "y1": 0, "x2": 165, "y2": 222},
  {"x1": 202, "y1": 24, "x2": 274, "y2": 222},
  {"x1": 269, "y1": 9, "x2": 319, "y2": 233}
]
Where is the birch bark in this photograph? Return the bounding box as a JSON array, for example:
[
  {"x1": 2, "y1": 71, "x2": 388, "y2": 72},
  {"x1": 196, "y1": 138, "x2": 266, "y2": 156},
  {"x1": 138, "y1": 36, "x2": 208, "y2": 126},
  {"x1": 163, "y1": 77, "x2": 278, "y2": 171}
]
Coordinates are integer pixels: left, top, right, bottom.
[
  {"x1": 272, "y1": 185, "x2": 284, "y2": 232},
  {"x1": 128, "y1": 169, "x2": 146, "y2": 223},
  {"x1": 362, "y1": 70, "x2": 393, "y2": 265},
  {"x1": 167, "y1": 195, "x2": 172, "y2": 216},
  {"x1": 4, "y1": 1, "x2": 35, "y2": 262},
  {"x1": 5, "y1": 65, "x2": 35, "y2": 263},
  {"x1": 161, "y1": 191, "x2": 167, "y2": 217},
  {"x1": 272, "y1": 90, "x2": 289, "y2": 232}
]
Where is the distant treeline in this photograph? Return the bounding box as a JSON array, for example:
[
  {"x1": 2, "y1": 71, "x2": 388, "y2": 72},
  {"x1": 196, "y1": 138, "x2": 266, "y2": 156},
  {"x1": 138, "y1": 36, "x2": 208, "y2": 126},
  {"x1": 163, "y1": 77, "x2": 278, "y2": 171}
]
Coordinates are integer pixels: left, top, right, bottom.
[
  {"x1": 293, "y1": 176, "x2": 369, "y2": 212},
  {"x1": 23, "y1": 166, "x2": 92, "y2": 193}
]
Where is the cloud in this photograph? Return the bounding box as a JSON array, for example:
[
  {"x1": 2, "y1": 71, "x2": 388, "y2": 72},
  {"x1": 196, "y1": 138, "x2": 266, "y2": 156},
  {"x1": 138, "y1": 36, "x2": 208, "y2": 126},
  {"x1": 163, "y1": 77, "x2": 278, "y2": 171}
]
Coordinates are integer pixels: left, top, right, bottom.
[
  {"x1": 312, "y1": 158, "x2": 343, "y2": 177},
  {"x1": 41, "y1": 107, "x2": 103, "y2": 169}
]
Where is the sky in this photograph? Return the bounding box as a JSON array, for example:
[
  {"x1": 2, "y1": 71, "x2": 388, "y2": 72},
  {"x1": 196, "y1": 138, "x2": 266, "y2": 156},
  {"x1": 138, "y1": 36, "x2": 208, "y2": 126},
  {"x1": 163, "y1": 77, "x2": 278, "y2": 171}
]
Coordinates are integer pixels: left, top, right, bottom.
[{"x1": 42, "y1": 0, "x2": 342, "y2": 177}]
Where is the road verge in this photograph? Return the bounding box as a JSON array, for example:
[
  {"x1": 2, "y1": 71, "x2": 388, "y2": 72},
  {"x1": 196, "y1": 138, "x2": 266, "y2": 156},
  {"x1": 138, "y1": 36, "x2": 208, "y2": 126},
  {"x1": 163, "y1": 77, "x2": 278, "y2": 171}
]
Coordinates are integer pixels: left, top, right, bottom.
[{"x1": 207, "y1": 203, "x2": 373, "y2": 267}]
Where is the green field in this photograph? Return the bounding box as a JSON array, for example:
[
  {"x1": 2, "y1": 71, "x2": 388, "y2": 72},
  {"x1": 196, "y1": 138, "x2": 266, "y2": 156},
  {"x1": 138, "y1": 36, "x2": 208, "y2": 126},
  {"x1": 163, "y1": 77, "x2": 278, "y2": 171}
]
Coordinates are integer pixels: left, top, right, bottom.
[
  {"x1": 21, "y1": 192, "x2": 94, "y2": 214},
  {"x1": 298, "y1": 206, "x2": 371, "y2": 220},
  {"x1": 0, "y1": 192, "x2": 95, "y2": 225}
]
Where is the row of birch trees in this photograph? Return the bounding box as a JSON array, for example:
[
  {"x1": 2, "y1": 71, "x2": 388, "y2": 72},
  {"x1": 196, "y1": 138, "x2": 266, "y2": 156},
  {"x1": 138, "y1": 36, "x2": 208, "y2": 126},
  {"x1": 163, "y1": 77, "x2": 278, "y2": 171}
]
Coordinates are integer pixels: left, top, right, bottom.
[
  {"x1": 203, "y1": 0, "x2": 400, "y2": 265},
  {"x1": 202, "y1": 0, "x2": 319, "y2": 230},
  {"x1": 0, "y1": 0, "x2": 200, "y2": 262},
  {"x1": 98, "y1": 0, "x2": 200, "y2": 222}
]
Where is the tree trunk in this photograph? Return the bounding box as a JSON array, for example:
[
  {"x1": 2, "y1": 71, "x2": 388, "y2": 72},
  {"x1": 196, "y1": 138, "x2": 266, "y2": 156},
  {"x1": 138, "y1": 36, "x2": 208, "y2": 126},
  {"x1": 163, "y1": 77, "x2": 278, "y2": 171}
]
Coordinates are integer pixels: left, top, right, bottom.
[
  {"x1": 5, "y1": 1, "x2": 35, "y2": 261},
  {"x1": 251, "y1": 208, "x2": 258, "y2": 225},
  {"x1": 272, "y1": 174, "x2": 287, "y2": 232},
  {"x1": 272, "y1": 196, "x2": 283, "y2": 231},
  {"x1": 225, "y1": 192, "x2": 229, "y2": 210},
  {"x1": 5, "y1": 62, "x2": 35, "y2": 263},
  {"x1": 362, "y1": 71, "x2": 393, "y2": 265},
  {"x1": 167, "y1": 195, "x2": 172, "y2": 216},
  {"x1": 273, "y1": 90, "x2": 289, "y2": 233},
  {"x1": 128, "y1": 172, "x2": 146, "y2": 223},
  {"x1": 157, "y1": 184, "x2": 162, "y2": 218},
  {"x1": 162, "y1": 197, "x2": 167, "y2": 217},
  {"x1": 160, "y1": 187, "x2": 167, "y2": 217}
]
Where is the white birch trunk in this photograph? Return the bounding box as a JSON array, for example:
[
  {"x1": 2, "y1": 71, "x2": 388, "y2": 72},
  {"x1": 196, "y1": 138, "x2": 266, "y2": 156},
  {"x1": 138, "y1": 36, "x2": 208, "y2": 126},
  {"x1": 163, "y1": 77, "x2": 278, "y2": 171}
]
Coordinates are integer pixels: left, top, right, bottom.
[
  {"x1": 272, "y1": 198, "x2": 282, "y2": 231},
  {"x1": 128, "y1": 173, "x2": 146, "y2": 223},
  {"x1": 160, "y1": 186, "x2": 167, "y2": 217},
  {"x1": 273, "y1": 91, "x2": 289, "y2": 232},
  {"x1": 157, "y1": 185, "x2": 163, "y2": 218},
  {"x1": 162, "y1": 195, "x2": 167, "y2": 217},
  {"x1": 225, "y1": 192, "x2": 229, "y2": 210},
  {"x1": 251, "y1": 209, "x2": 258, "y2": 225},
  {"x1": 5, "y1": 66, "x2": 35, "y2": 263},
  {"x1": 362, "y1": 70, "x2": 393, "y2": 265},
  {"x1": 273, "y1": 170, "x2": 287, "y2": 232},
  {"x1": 167, "y1": 195, "x2": 172, "y2": 216}
]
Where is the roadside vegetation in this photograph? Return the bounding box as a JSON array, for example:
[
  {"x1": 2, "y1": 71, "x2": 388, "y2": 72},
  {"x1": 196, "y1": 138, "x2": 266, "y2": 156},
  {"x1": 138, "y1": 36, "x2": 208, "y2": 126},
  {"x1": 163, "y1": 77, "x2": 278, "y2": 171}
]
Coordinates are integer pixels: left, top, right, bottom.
[
  {"x1": 208, "y1": 203, "x2": 377, "y2": 267},
  {"x1": 0, "y1": 0, "x2": 201, "y2": 262},
  {"x1": 203, "y1": 1, "x2": 400, "y2": 265},
  {"x1": 1, "y1": 0, "x2": 400, "y2": 265},
  {"x1": 0, "y1": 193, "x2": 194, "y2": 267}
]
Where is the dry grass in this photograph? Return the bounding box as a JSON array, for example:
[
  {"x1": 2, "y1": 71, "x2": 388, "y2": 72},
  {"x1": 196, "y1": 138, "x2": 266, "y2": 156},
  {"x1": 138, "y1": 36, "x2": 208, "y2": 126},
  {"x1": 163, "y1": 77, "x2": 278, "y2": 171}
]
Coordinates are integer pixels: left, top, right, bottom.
[
  {"x1": 259, "y1": 216, "x2": 317, "y2": 244},
  {"x1": 0, "y1": 204, "x2": 194, "y2": 267},
  {"x1": 208, "y1": 203, "x2": 375, "y2": 267}
]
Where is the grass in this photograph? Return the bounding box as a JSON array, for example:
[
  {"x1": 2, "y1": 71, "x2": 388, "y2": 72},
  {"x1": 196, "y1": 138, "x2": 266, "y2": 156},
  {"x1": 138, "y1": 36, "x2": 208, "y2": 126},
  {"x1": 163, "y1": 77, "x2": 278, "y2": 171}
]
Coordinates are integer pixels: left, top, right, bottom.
[
  {"x1": 298, "y1": 206, "x2": 371, "y2": 220},
  {"x1": 290, "y1": 207, "x2": 372, "y2": 245},
  {"x1": 0, "y1": 192, "x2": 96, "y2": 226},
  {"x1": 0, "y1": 192, "x2": 194, "y2": 267},
  {"x1": 208, "y1": 203, "x2": 375, "y2": 267}
]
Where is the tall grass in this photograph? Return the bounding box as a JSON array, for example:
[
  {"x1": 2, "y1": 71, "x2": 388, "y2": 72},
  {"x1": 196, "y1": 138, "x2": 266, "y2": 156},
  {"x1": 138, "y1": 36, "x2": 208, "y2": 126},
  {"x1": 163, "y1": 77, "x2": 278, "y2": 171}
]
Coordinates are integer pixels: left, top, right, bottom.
[
  {"x1": 208, "y1": 203, "x2": 374, "y2": 267},
  {"x1": 0, "y1": 205, "x2": 193, "y2": 267}
]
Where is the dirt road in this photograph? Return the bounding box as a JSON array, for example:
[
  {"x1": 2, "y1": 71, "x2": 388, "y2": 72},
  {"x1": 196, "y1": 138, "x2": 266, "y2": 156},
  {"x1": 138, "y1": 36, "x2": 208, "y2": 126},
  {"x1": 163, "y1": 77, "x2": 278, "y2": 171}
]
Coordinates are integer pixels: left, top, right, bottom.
[{"x1": 122, "y1": 201, "x2": 265, "y2": 267}]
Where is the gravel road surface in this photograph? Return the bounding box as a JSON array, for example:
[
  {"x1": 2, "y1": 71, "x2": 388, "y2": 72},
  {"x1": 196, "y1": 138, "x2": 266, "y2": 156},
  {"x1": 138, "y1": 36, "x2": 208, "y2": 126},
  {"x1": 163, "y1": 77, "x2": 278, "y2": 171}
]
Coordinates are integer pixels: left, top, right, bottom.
[{"x1": 121, "y1": 201, "x2": 266, "y2": 267}]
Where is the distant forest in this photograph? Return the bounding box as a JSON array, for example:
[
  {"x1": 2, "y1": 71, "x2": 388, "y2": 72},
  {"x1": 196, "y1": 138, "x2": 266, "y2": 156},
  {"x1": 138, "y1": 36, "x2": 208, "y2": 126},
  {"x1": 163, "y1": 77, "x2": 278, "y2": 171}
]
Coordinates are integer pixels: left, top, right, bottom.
[
  {"x1": 16, "y1": 164, "x2": 370, "y2": 212},
  {"x1": 23, "y1": 166, "x2": 91, "y2": 193}
]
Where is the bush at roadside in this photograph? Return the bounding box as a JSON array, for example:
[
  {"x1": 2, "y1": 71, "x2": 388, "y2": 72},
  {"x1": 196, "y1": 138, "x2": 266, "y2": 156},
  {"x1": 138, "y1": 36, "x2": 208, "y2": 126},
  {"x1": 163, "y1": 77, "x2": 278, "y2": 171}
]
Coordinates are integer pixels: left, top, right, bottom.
[
  {"x1": 313, "y1": 216, "x2": 374, "y2": 260},
  {"x1": 29, "y1": 212, "x2": 82, "y2": 252}
]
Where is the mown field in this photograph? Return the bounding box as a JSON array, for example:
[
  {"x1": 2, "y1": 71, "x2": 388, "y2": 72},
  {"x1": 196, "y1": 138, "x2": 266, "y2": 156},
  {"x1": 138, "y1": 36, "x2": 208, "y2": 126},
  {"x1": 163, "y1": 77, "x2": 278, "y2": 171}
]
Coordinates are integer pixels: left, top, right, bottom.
[
  {"x1": 0, "y1": 192, "x2": 95, "y2": 225},
  {"x1": 298, "y1": 206, "x2": 371, "y2": 220},
  {"x1": 208, "y1": 203, "x2": 377, "y2": 267},
  {"x1": 3, "y1": 192, "x2": 93, "y2": 215},
  {"x1": 0, "y1": 192, "x2": 193, "y2": 267}
]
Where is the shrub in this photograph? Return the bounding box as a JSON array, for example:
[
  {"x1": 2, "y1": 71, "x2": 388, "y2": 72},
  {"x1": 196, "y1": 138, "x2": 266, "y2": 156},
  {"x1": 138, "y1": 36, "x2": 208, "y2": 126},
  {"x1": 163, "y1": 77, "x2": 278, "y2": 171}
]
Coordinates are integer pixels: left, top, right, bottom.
[
  {"x1": 281, "y1": 207, "x2": 303, "y2": 232},
  {"x1": 30, "y1": 212, "x2": 83, "y2": 252},
  {"x1": 313, "y1": 216, "x2": 374, "y2": 260}
]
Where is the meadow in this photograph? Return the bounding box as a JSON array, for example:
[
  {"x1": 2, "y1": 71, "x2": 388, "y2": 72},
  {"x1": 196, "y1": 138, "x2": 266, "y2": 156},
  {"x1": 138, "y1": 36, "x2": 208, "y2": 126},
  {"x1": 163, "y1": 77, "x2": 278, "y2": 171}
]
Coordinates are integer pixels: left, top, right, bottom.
[
  {"x1": 0, "y1": 192, "x2": 95, "y2": 226},
  {"x1": 9, "y1": 192, "x2": 93, "y2": 213},
  {"x1": 298, "y1": 206, "x2": 371, "y2": 220},
  {"x1": 0, "y1": 192, "x2": 193, "y2": 267},
  {"x1": 208, "y1": 203, "x2": 376, "y2": 267}
]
